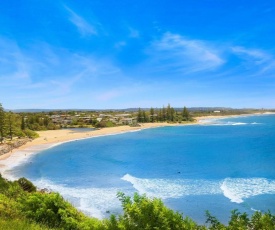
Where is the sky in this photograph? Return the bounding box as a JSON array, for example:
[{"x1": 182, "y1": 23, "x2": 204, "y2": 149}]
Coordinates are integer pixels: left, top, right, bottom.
[{"x1": 0, "y1": 0, "x2": 275, "y2": 109}]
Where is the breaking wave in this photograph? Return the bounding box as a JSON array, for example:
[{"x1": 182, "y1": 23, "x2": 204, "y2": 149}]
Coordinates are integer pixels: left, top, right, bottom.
[
  {"x1": 121, "y1": 174, "x2": 220, "y2": 199},
  {"x1": 220, "y1": 178, "x2": 275, "y2": 203},
  {"x1": 200, "y1": 121, "x2": 262, "y2": 126},
  {"x1": 122, "y1": 174, "x2": 275, "y2": 203}
]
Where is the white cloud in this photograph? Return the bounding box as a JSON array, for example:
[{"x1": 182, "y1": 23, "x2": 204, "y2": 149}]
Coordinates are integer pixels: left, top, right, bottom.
[
  {"x1": 147, "y1": 32, "x2": 224, "y2": 74},
  {"x1": 0, "y1": 38, "x2": 33, "y2": 85},
  {"x1": 232, "y1": 46, "x2": 271, "y2": 64},
  {"x1": 64, "y1": 6, "x2": 97, "y2": 36},
  {"x1": 232, "y1": 46, "x2": 275, "y2": 73},
  {"x1": 0, "y1": 37, "x2": 126, "y2": 109}
]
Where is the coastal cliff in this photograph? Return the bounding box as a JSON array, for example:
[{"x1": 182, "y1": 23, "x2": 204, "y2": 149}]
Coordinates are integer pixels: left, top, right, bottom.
[{"x1": 0, "y1": 138, "x2": 31, "y2": 156}]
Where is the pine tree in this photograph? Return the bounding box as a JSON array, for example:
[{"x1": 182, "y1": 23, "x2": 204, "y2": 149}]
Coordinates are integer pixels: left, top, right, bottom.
[
  {"x1": 142, "y1": 110, "x2": 148, "y2": 122},
  {"x1": 0, "y1": 103, "x2": 5, "y2": 143},
  {"x1": 162, "y1": 106, "x2": 166, "y2": 121},
  {"x1": 150, "y1": 107, "x2": 155, "y2": 122},
  {"x1": 182, "y1": 106, "x2": 190, "y2": 121},
  {"x1": 21, "y1": 115, "x2": 25, "y2": 130},
  {"x1": 137, "y1": 108, "x2": 142, "y2": 122},
  {"x1": 167, "y1": 104, "x2": 171, "y2": 121},
  {"x1": 157, "y1": 109, "x2": 162, "y2": 122},
  {"x1": 7, "y1": 111, "x2": 15, "y2": 140}
]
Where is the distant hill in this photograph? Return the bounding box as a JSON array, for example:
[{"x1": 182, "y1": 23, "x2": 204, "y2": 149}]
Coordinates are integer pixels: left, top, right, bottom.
[{"x1": 9, "y1": 107, "x2": 265, "y2": 113}]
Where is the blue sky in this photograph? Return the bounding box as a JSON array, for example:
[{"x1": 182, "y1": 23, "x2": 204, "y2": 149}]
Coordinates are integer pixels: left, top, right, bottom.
[{"x1": 0, "y1": 0, "x2": 275, "y2": 109}]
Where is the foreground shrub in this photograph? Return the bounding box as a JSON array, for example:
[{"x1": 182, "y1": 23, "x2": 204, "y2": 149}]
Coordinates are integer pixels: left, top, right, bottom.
[
  {"x1": 0, "y1": 218, "x2": 52, "y2": 230},
  {"x1": 19, "y1": 192, "x2": 103, "y2": 230},
  {"x1": 17, "y1": 177, "x2": 37, "y2": 192},
  {"x1": 23, "y1": 129, "x2": 39, "y2": 138},
  {"x1": 0, "y1": 194, "x2": 21, "y2": 219},
  {"x1": 206, "y1": 209, "x2": 275, "y2": 230},
  {"x1": 108, "y1": 192, "x2": 202, "y2": 230}
]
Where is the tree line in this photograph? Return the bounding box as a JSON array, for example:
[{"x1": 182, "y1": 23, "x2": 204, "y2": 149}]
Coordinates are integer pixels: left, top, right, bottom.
[
  {"x1": 0, "y1": 103, "x2": 40, "y2": 143},
  {"x1": 137, "y1": 104, "x2": 193, "y2": 123},
  {"x1": 0, "y1": 103, "x2": 194, "y2": 143}
]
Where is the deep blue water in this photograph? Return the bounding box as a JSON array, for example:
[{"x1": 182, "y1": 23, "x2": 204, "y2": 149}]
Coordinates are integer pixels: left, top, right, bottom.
[{"x1": 10, "y1": 114, "x2": 275, "y2": 223}]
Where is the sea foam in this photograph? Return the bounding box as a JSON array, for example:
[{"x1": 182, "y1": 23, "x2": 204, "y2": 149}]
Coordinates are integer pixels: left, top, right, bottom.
[
  {"x1": 33, "y1": 178, "x2": 122, "y2": 219},
  {"x1": 200, "y1": 121, "x2": 262, "y2": 126},
  {"x1": 220, "y1": 178, "x2": 275, "y2": 203},
  {"x1": 122, "y1": 174, "x2": 275, "y2": 204},
  {"x1": 121, "y1": 174, "x2": 220, "y2": 199}
]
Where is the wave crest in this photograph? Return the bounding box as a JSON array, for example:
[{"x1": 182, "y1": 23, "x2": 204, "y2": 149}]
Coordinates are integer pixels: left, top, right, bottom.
[
  {"x1": 122, "y1": 174, "x2": 275, "y2": 203},
  {"x1": 220, "y1": 178, "x2": 275, "y2": 203},
  {"x1": 121, "y1": 174, "x2": 220, "y2": 199}
]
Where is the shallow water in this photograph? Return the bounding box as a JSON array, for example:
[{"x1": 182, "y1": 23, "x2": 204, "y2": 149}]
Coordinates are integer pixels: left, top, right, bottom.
[{"x1": 10, "y1": 114, "x2": 275, "y2": 223}]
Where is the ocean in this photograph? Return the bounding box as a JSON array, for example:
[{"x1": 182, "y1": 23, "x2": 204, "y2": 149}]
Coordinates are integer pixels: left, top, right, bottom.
[{"x1": 8, "y1": 114, "x2": 275, "y2": 224}]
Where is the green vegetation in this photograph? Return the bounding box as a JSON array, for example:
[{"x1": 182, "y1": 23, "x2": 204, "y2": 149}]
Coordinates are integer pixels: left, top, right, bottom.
[
  {"x1": 0, "y1": 103, "x2": 195, "y2": 139},
  {"x1": 0, "y1": 174, "x2": 275, "y2": 230},
  {"x1": 95, "y1": 120, "x2": 116, "y2": 128},
  {"x1": 22, "y1": 113, "x2": 59, "y2": 131},
  {"x1": 137, "y1": 104, "x2": 194, "y2": 123},
  {"x1": 0, "y1": 174, "x2": 103, "y2": 230},
  {"x1": 0, "y1": 103, "x2": 40, "y2": 142}
]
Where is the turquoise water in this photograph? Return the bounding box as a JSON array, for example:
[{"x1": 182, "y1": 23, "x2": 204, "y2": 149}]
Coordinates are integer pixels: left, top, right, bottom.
[{"x1": 10, "y1": 114, "x2": 275, "y2": 223}]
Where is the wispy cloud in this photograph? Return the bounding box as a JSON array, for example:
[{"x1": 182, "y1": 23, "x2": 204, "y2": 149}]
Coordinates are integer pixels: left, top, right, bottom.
[
  {"x1": 147, "y1": 32, "x2": 225, "y2": 75},
  {"x1": 0, "y1": 37, "x2": 126, "y2": 108},
  {"x1": 0, "y1": 38, "x2": 33, "y2": 85},
  {"x1": 232, "y1": 46, "x2": 271, "y2": 64},
  {"x1": 64, "y1": 6, "x2": 97, "y2": 36},
  {"x1": 232, "y1": 46, "x2": 275, "y2": 73}
]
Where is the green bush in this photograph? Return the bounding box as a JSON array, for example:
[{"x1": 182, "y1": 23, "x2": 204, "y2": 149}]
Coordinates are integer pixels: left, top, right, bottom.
[
  {"x1": 0, "y1": 194, "x2": 21, "y2": 219},
  {"x1": 110, "y1": 192, "x2": 201, "y2": 230},
  {"x1": 0, "y1": 174, "x2": 9, "y2": 192},
  {"x1": 0, "y1": 174, "x2": 25, "y2": 199},
  {"x1": 0, "y1": 218, "x2": 52, "y2": 230},
  {"x1": 19, "y1": 192, "x2": 103, "y2": 229},
  {"x1": 17, "y1": 177, "x2": 37, "y2": 192},
  {"x1": 14, "y1": 129, "x2": 27, "y2": 138},
  {"x1": 23, "y1": 129, "x2": 39, "y2": 138}
]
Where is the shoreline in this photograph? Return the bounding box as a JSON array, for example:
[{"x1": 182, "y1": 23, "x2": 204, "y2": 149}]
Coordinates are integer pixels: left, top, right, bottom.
[
  {"x1": 0, "y1": 122, "x2": 178, "y2": 160},
  {"x1": 0, "y1": 122, "x2": 181, "y2": 178},
  {"x1": 0, "y1": 112, "x2": 274, "y2": 178}
]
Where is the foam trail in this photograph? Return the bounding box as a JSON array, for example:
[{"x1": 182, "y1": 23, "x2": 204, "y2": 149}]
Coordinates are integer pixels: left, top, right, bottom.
[
  {"x1": 220, "y1": 178, "x2": 275, "y2": 203},
  {"x1": 121, "y1": 174, "x2": 221, "y2": 199},
  {"x1": 231, "y1": 122, "x2": 247, "y2": 126},
  {"x1": 122, "y1": 174, "x2": 275, "y2": 204},
  {"x1": 220, "y1": 181, "x2": 243, "y2": 203},
  {"x1": 200, "y1": 121, "x2": 263, "y2": 126},
  {"x1": 251, "y1": 208, "x2": 260, "y2": 212},
  {"x1": 251, "y1": 122, "x2": 261, "y2": 125}
]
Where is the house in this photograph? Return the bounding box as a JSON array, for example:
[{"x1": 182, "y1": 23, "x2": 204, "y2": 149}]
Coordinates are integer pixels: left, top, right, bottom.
[
  {"x1": 119, "y1": 118, "x2": 137, "y2": 125},
  {"x1": 96, "y1": 118, "x2": 103, "y2": 122}
]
